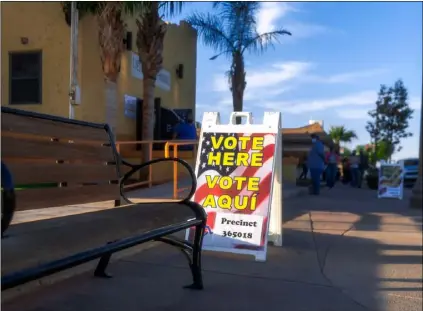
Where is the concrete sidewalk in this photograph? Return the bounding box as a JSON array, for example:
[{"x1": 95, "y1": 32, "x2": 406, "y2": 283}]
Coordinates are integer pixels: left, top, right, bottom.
[{"x1": 3, "y1": 186, "x2": 422, "y2": 311}]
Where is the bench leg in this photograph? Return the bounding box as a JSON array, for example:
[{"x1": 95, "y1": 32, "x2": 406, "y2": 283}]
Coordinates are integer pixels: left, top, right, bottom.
[
  {"x1": 94, "y1": 253, "x2": 113, "y2": 278},
  {"x1": 184, "y1": 222, "x2": 205, "y2": 290},
  {"x1": 94, "y1": 241, "x2": 115, "y2": 278}
]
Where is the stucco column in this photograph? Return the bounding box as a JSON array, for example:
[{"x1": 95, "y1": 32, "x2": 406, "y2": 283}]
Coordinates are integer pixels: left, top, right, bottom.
[{"x1": 409, "y1": 86, "x2": 422, "y2": 208}]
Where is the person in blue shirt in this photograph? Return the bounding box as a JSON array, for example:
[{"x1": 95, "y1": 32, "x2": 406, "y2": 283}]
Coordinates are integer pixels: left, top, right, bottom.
[
  {"x1": 307, "y1": 134, "x2": 326, "y2": 195},
  {"x1": 173, "y1": 112, "x2": 197, "y2": 150}
]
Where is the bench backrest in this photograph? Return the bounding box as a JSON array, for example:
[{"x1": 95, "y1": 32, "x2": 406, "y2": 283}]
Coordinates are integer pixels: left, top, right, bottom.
[{"x1": 1, "y1": 107, "x2": 122, "y2": 210}]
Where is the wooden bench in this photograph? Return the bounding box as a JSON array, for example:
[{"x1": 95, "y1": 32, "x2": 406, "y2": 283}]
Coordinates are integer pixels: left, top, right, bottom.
[{"x1": 1, "y1": 107, "x2": 206, "y2": 291}]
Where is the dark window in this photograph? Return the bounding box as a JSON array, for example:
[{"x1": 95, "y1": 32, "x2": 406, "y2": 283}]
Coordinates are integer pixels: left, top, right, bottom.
[
  {"x1": 9, "y1": 51, "x2": 42, "y2": 105},
  {"x1": 404, "y1": 159, "x2": 419, "y2": 166}
]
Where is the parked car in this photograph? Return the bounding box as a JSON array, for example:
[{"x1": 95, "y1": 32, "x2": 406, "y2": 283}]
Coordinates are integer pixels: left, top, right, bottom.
[{"x1": 397, "y1": 158, "x2": 419, "y2": 188}]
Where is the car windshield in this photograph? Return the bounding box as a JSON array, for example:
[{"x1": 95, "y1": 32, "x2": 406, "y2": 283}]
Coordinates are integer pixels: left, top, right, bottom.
[{"x1": 404, "y1": 159, "x2": 419, "y2": 166}]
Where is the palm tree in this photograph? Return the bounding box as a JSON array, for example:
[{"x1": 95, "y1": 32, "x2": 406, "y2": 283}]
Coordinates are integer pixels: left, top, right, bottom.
[
  {"x1": 61, "y1": 2, "x2": 139, "y2": 135},
  {"x1": 187, "y1": 2, "x2": 291, "y2": 123},
  {"x1": 329, "y1": 125, "x2": 358, "y2": 146},
  {"x1": 135, "y1": 2, "x2": 184, "y2": 163}
]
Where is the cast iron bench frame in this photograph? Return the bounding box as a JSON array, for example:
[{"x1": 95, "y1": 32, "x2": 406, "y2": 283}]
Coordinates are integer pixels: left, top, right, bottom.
[{"x1": 1, "y1": 107, "x2": 207, "y2": 291}]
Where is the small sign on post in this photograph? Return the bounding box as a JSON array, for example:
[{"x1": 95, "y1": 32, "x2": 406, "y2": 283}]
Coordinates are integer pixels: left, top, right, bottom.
[
  {"x1": 378, "y1": 162, "x2": 404, "y2": 199},
  {"x1": 187, "y1": 111, "x2": 282, "y2": 262}
]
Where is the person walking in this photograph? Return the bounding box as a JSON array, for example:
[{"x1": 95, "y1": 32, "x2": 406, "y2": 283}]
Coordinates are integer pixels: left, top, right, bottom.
[
  {"x1": 342, "y1": 157, "x2": 351, "y2": 184},
  {"x1": 349, "y1": 151, "x2": 360, "y2": 187},
  {"x1": 307, "y1": 134, "x2": 325, "y2": 195},
  {"x1": 358, "y1": 149, "x2": 369, "y2": 188},
  {"x1": 325, "y1": 146, "x2": 339, "y2": 189},
  {"x1": 299, "y1": 156, "x2": 308, "y2": 180}
]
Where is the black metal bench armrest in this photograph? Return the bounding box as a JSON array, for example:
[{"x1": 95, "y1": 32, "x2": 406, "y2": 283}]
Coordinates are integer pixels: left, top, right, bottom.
[{"x1": 119, "y1": 157, "x2": 197, "y2": 204}]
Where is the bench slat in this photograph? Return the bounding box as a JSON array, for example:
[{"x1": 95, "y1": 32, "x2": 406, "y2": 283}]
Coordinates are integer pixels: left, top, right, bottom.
[
  {"x1": 2, "y1": 136, "x2": 115, "y2": 162},
  {"x1": 2, "y1": 202, "x2": 199, "y2": 276},
  {"x1": 15, "y1": 184, "x2": 119, "y2": 211},
  {"x1": 1, "y1": 113, "x2": 109, "y2": 142},
  {"x1": 5, "y1": 162, "x2": 118, "y2": 185}
]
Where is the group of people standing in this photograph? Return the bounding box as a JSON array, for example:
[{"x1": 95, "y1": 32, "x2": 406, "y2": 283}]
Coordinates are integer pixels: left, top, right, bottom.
[
  {"x1": 299, "y1": 134, "x2": 369, "y2": 195},
  {"x1": 341, "y1": 150, "x2": 369, "y2": 188}
]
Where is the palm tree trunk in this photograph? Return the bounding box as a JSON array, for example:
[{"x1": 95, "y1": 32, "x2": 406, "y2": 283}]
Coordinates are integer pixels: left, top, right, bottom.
[
  {"x1": 95, "y1": 2, "x2": 125, "y2": 139},
  {"x1": 231, "y1": 52, "x2": 246, "y2": 124},
  {"x1": 105, "y1": 79, "x2": 118, "y2": 137},
  {"x1": 142, "y1": 77, "x2": 156, "y2": 164},
  {"x1": 136, "y1": 1, "x2": 165, "y2": 168},
  {"x1": 231, "y1": 80, "x2": 243, "y2": 124}
]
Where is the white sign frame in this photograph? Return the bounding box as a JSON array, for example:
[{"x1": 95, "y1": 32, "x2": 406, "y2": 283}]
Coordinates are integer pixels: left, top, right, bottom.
[
  {"x1": 378, "y1": 162, "x2": 404, "y2": 200},
  {"x1": 187, "y1": 111, "x2": 282, "y2": 262}
]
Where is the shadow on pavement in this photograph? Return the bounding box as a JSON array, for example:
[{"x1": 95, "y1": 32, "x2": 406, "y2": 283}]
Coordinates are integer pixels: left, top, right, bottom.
[
  {"x1": 3, "y1": 227, "x2": 421, "y2": 311},
  {"x1": 2, "y1": 186, "x2": 422, "y2": 311}
]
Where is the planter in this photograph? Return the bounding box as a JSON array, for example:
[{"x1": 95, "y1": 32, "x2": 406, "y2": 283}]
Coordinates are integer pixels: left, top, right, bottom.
[{"x1": 366, "y1": 176, "x2": 379, "y2": 190}]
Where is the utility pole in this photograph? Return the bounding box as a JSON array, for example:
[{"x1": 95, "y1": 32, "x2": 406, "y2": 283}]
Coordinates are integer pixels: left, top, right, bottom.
[
  {"x1": 69, "y1": 2, "x2": 79, "y2": 119},
  {"x1": 409, "y1": 81, "x2": 422, "y2": 209}
]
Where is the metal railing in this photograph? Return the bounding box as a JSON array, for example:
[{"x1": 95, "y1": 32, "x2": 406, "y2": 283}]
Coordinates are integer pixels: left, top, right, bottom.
[
  {"x1": 115, "y1": 140, "x2": 167, "y2": 189},
  {"x1": 164, "y1": 140, "x2": 199, "y2": 199},
  {"x1": 115, "y1": 140, "x2": 198, "y2": 195}
]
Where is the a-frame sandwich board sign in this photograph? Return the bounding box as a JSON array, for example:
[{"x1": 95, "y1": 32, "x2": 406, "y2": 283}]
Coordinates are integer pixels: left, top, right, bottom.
[{"x1": 187, "y1": 111, "x2": 282, "y2": 262}]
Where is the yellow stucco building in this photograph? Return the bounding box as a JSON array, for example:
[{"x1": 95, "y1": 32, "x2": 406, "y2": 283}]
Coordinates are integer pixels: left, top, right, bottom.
[{"x1": 1, "y1": 2, "x2": 197, "y2": 144}]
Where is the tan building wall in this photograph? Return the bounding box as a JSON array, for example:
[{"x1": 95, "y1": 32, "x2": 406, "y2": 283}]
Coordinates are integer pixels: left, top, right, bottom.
[
  {"x1": 1, "y1": 2, "x2": 71, "y2": 117},
  {"x1": 1, "y1": 2, "x2": 197, "y2": 143}
]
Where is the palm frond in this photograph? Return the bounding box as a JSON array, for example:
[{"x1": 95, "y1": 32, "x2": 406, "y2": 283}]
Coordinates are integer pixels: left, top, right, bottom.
[
  {"x1": 74, "y1": 1, "x2": 99, "y2": 14},
  {"x1": 242, "y1": 29, "x2": 291, "y2": 54},
  {"x1": 96, "y1": 2, "x2": 126, "y2": 81},
  {"x1": 71, "y1": 1, "x2": 142, "y2": 16},
  {"x1": 212, "y1": 2, "x2": 260, "y2": 21},
  {"x1": 215, "y1": 2, "x2": 259, "y2": 49},
  {"x1": 158, "y1": 1, "x2": 184, "y2": 18},
  {"x1": 186, "y1": 12, "x2": 234, "y2": 55},
  {"x1": 329, "y1": 126, "x2": 358, "y2": 144},
  {"x1": 135, "y1": 2, "x2": 166, "y2": 76},
  {"x1": 122, "y1": 2, "x2": 145, "y2": 15},
  {"x1": 135, "y1": 1, "x2": 184, "y2": 19}
]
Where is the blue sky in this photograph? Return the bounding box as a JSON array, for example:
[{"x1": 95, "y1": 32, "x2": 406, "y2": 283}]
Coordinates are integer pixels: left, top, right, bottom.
[{"x1": 170, "y1": 2, "x2": 422, "y2": 160}]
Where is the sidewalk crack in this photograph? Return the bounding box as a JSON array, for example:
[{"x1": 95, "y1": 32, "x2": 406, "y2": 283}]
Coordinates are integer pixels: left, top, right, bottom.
[{"x1": 307, "y1": 211, "x2": 373, "y2": 311}]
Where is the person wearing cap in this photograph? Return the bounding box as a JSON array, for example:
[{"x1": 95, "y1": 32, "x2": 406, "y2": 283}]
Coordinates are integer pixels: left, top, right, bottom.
[{"x1": 307, "y1": 134, "x2": 325, "y2": 195}]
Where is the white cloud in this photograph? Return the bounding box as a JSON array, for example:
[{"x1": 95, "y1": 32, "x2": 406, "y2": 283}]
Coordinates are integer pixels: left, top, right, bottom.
[
  {"x1": 257, "y1": 3, "x2": 296, "y2": 34},
  {"x1": 284, "y1": 22, "x2": 330, "y2": 39},
  {"x1": 336, "y1": 108, "x2": 370, "y2": 120},
  {"x1": 259, "y1": 90, "x2": 377, "y2": 114},
  {"x1": 219, "y1": 86, "x2": 293, "y2": 106},
  {"x1": 213, "y1": 61, "x2": 388, "y2": 94},
  {"x1": 303, "y1": 69, "x2": 389, "y2": 84},
  {"x1": 213, "y1": 61, "x2": 311, "y2": 92},
  {"x1": 256, "y1": 3, "x2": 331, "y2": 41},
  {"x1": 248, "y1": 62, "x2": 312, "y2": 89},
  {"x1": 335, "y1": 94, "x2": 421, "y2": 120},
  {"x1": 212, "y1": 61, "x2": 388, "y2": 111}
]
